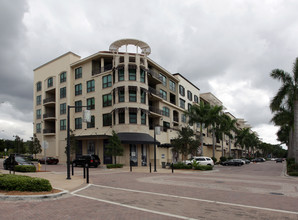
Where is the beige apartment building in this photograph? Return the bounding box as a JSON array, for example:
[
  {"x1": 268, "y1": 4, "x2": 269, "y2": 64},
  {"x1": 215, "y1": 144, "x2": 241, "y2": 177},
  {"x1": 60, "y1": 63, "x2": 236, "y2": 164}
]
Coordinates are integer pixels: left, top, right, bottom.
[{"x1": 33, "y1": 39, "x2": 251, "y2": 166}]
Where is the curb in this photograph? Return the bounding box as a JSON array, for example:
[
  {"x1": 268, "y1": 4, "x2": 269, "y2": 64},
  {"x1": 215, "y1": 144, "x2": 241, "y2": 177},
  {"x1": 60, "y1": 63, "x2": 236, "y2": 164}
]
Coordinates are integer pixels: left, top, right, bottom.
[{"x1": 0, "y1": 189, "x2": 69, "y2": 201}]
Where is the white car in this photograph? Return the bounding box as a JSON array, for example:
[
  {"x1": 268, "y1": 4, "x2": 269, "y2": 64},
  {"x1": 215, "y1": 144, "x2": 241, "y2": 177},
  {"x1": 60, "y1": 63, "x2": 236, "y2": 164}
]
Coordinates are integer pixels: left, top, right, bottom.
[{"x1": 184, "y1": 156, "x2": 214, "y2": 166}]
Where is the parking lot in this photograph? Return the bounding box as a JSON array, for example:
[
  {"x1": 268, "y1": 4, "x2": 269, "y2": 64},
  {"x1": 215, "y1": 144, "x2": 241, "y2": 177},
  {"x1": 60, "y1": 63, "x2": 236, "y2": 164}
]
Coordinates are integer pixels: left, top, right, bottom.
[{"x1": 1, "y1": 160, "x2": 298, "y2": 219}]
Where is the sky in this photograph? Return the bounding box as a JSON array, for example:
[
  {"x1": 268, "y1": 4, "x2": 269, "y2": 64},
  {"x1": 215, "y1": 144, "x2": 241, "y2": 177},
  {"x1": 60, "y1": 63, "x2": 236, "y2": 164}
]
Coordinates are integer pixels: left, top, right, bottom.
[{"x1": 0, "y1": 0, "x2": 297, "y2": 146}]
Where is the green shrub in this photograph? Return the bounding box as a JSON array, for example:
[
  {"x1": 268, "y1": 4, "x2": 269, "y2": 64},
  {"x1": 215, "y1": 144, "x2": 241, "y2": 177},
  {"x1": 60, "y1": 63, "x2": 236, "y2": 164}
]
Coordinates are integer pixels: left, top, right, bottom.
[
  {"x1": 193, "y1": 165, "x2": 213, "y2": 171},
  {"x1": 0, "y1": 174, "x2": 52, "y2": 192},
  {"x1": 106, "y1": 164, "x2": 123, "y2": 168},
  {"x1": 220, "y1": 156, "x2": 227, "y2": 162},
  {"x1": 288, "y1": 172, "x2": 298, "y2": 176},
  {"x1": 211, "y1": 157, "x2": 217, "y2": 163},
  {"x1": 14, "y1": 165, "x2": 36, "y2": 172},
  {"x1": 172, "y1": 162, "x2": 192, "y2": 169}
]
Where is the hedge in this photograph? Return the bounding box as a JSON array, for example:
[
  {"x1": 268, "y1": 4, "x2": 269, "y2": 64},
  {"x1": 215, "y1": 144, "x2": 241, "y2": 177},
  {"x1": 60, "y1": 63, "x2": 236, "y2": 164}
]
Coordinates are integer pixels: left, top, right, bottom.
[
  {"x1": 0, "y1": 174, "x2": 52, "y2": 192},
  {"x1": 193, "y1": 165, "x2": 213, "y2": 171},
  {"x1": 14, "y1": 165, "x2": 36, "y2": 172},
  {"x1": 172, "y1": 162, "x2": 192, "y2": 169},
  {"x1": 106, "y1": 164, "x2": 123, "y2": 168}
]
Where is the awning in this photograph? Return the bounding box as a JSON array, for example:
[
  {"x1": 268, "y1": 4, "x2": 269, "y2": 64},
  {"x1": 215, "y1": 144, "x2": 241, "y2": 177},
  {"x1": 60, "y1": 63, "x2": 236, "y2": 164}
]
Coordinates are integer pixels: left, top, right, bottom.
[{"x1": 117, "y1": 132, "x2": 160, "y2": 145}]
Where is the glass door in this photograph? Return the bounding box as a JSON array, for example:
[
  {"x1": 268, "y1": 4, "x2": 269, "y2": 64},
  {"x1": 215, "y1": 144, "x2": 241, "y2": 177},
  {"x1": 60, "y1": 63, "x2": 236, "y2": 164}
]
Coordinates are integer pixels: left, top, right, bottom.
[
  {"x1": 130, "y1": 144, "x2": 138, "y2": 166},
  {"x1": 141, "y1": 144, "x2": 147, "y2": 166}
]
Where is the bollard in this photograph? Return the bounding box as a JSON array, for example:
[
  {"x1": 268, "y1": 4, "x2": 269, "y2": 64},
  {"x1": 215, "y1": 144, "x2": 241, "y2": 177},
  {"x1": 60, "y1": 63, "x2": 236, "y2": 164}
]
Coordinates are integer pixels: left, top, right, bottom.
[
  {"x1": 149, "y1": 162, "x2": 151, "y2": 173},
  {"x1": 83, "y1": 164, "x2": 86, "y2": 179},
  {"x1": 72, "y1": 162, "x2": 74, "y2": 176},
  {"x1": 38, "y1": 163, "x2": 41, "y2": 172},
  {"x1": 86, "y1": 164, "x2": 89, "y2": 184},
  {"x1": 172, "y1": 163, "x2": 174, "y2": 173},
  {"x1": 130, "y1": 163, "x2": 132, "y2": 172}
]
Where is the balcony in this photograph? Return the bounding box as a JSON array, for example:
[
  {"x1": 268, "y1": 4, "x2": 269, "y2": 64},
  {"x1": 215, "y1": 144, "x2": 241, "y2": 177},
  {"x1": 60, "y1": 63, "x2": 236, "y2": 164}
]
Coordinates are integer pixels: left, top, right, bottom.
[
  {"x1": 148, "y1": 87, "x2": 163, "y2": 100},
  {"x1": 146, "y1": 68, "x2": 163, "y2": 85},
  {"x1": 149, "y1": 106, "x2": 162, "y2": 117},
  {"x1": 43, "y1": 113, "x2": 55, "y2": 120},
  {"x1": 43, "y1": 129, "x2": 55, "y2": 135},
  {"x1": 43, "y1": 97, "x2": 55, "y2": 105},
  {"x1": 92, "y1": 64, "x2": 113, "y2": 76}
]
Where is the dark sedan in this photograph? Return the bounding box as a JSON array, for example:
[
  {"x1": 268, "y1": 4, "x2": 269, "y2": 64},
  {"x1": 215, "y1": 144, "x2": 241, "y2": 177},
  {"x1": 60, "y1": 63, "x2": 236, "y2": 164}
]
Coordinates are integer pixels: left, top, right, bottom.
[
  {"x1": 221, "y1": 159, "x2": 243, "y2": 166},
  {"x1": 38, "y1": 157, "x2": 59, "y2": 165},
  {"x1": 3, "y1": 154, "x2": 35, "y2": 170}
]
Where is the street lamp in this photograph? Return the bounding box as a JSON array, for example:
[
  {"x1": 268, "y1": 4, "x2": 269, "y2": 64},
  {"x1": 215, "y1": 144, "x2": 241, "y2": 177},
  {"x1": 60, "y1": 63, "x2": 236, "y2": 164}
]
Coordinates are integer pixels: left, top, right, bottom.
[{"x1": 154, "y1": 126, "x2": 160, "y2": 172}]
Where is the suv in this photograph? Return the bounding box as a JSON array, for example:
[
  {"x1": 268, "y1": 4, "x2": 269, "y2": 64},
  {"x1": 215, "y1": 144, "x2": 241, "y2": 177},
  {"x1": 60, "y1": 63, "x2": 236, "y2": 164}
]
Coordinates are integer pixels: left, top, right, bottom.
[
  {"x1": 72, "y1": 155, "x2": 101, "y2": 168},
  {"x1": 3, "y1": 154, "x2": 35, "y2": 170},
  {"x1": 184, "y1": 156, "x2": 214, "y2": 166}
]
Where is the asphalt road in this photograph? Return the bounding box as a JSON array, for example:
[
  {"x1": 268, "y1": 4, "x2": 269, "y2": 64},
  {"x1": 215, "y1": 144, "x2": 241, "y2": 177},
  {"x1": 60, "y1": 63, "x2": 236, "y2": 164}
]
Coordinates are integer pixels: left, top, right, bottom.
[{"x1": 1, "y1": 160, "x2": 298, "y2": 220}]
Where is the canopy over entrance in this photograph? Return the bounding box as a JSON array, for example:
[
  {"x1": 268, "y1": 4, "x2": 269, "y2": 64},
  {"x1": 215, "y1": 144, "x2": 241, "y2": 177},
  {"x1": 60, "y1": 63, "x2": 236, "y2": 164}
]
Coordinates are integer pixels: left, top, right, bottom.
[
  {"x1": 117, "y1": 132, "x2": 159, "y2": 145},
  {"x1": 109, "y1": 39, "x2": 151, "y2": 55}
]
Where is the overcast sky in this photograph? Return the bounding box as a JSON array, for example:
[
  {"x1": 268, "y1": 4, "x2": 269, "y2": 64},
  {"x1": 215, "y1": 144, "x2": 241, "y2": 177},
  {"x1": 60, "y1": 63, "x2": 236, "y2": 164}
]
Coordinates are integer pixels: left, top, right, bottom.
[{"x1": 0, "y1": 0, "x2": 297, "y2": 146}]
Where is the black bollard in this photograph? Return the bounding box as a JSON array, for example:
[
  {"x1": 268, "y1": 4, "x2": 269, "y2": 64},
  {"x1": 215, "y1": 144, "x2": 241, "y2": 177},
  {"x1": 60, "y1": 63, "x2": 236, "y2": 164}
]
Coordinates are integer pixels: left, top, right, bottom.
[
  {"x1": 172, "y1": 163, "x2": 174, "y2": 173},
  {"x1": 150, "y1": 162, "x2": 151, "y2": 173},
  {"x1": 86, "y1": 164, "x2": 89, "y2": 184},
  {"x1": 130, "y1": 163, "x2": 132, "y2": 172},
  {"x1": 72, "y1": 162, "x2": 74, "y2": 176},
  {"x1": 83, "y1": 164, "x2": 86, "y2": 179}
]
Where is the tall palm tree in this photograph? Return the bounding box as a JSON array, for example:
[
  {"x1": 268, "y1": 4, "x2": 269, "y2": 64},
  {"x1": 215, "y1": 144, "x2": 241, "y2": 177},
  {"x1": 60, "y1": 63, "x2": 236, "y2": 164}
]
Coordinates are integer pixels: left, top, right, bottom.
[
  {"x1": 270, "y1": 58, "x2": 298, "y2": 162},
  {"x1": 219, "y1": 114, "x2": 237, "y2": 157},
  {"x1": 208, "y1": 105, "x2": 223, "y2": 158},
  {"x1": 235, "y1": 128, "x2": 251, "y2": 157}
]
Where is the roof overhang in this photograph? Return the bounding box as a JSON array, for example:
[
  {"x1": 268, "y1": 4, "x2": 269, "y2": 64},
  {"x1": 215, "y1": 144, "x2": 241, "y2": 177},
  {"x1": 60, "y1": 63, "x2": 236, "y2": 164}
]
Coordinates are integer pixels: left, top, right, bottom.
[{"x1": 117, "y1": 132, "x2": 159, "y2": 145}]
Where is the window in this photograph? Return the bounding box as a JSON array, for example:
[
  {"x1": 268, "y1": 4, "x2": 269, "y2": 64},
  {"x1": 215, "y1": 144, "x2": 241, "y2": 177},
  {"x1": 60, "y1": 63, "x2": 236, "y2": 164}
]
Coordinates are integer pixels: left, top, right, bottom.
[
  {"x1": 103, "y1": 74, "x2": 112, "y2": 88},
  {"x1": 129, "y1": 86, "x2": 137, "y2": 102},
  {"x1": 179, "y1": 85, "x2": 185, "y2": 96},
  {"x1": 87, "y1": 98, "x2": 95, "y2": 110},
  {"x1": 36, "y1": 123, "x2": 41, "y2": 133},
  {"x1": 188, "y1": 103, "x2": 192, "y2": 111},
  {"x1": 187, "y1": 90, "x2": 192, "y2": 101},
  {"x1": 141, "y1": 88, "x2": 146, "y2": 104},
  {"x1": 118, "y1": 87, "x2": 125, "y2": 102},
  {"x1": 169, "y1": 80, "x2": 176, "y2": 92},
  {"x1": 36, "y1": 95, "x2": 41, "y2": 105},
  {"x1": 60, "y1": 119, "x2": 66, "y2": 130},
  {"x1": 180, "y1": 98, "x2": 185, "y2": 109},
  {"x1": 60, "y1": 103, "x2": 66, "y2": 115},
  {"x1": 60, "y1": 87, "x2": 66, "y2": 99},
  {"x1": 36, "y1": 82, "x2": 42, "y2": 91},
  {"x1": 36, "y1": 109, "x2": 41, "y2": 119},
  {"x1": 163, "y1": 121, "x2": 170, "y2": 132},
  {"x1": 87, "y1": 80, "x2": 95, "y2": 93},
  {"x1": 129, "y1": 66, "x2": 136, "y2": 81},
  {"x1": 118, "y1": 68, "x2": 124, "y2": 81},
  {"x1": 140, "y1": 69, "x2": 145, "y2": 83},
  {"x1": 103, "y1": 94, "x2": 112, "y2": 107},
  {"x1": 103, "y1": 113, "x2": 112, "y2": 126},
  {"x1": 75, "y1": 100, "x2": 82, "y2": 112},
  {"x1": 159, "y1": 73, "x2": 167, "y2": 86},
  {"x1": 48, "y1": 77, "x2": 53, "y2": 88},
  {"x1": 141, "y1": 111, "x2": 146, "y2": 125},
  {"x1": 194, "y1": 95, "x2": 199, "y2": 103},
  {"x1": 162, "y1": 107, "x2": 170, "y2": 117},
  {"x1": 75, "y1": 83, "x2": 82, "y2": 96},
  {"x1": 87, "y1": 116, "x2": 95, "y2": 128},
  {"x1": 160, "y1": 89, "x2": 167, "y2": 100},
  {"x1": 75, "y1": 67, "x2": 82, "y2": 79},
  {"x1": 60, "y1": 72, "x2": 66, "y2": 83},
  {"x1": 129, "y1": 108, "x2": 137, "y2": 124},
  {"x1": 181, "y1": 114, "x2": 186, "y2": 123},
  {"x1": 118, "y1": 108, "x2": 125, "y2": 124},
  {"x1": 75, "y1": 118, "x2": 82, "y2": 129}
]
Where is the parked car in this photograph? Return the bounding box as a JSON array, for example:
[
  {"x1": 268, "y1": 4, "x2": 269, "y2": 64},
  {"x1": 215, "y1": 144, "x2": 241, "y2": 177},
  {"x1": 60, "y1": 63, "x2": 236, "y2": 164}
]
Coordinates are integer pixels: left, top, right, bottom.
[
  {"x1": 38, "y1": 157, "x2": 59, "y2": 165},
  {"x1": 3, "y1": 154, "x2": 35, "y2": 170},
  {"x1": 221, "y1": 159, "x2": 243, "y2": 166},
  {"x1": 72, "y1": 155, "x2": 101, "y2": 168},
  {"x1": 251, "y1": 158, "x2": 266, "y2": 162},
  {"x1": 184, "y1": 156, "x2": 214, "y2": 166},
  {"x1": 241, "y1": 158, "x2": 251, "y2": 164},
  {"x1": 276, "y1": 158, "x2": 283, "y2": 163}
]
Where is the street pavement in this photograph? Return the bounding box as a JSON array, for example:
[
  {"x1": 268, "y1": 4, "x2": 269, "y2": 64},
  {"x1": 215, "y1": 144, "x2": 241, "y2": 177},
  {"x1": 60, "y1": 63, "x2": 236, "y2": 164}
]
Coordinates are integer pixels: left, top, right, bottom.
[{"x1": 0, "y1": 160, "x2": 298, "y2": 219}]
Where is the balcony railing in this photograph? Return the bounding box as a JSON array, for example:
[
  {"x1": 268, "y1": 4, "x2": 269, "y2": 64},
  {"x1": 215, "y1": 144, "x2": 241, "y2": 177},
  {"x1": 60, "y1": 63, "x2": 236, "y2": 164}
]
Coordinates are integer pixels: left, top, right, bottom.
[
  {"x1": 43, "y1": 129, "x2": 55, "y2": 134},
  {"x1": 148, "y1": 87, "x2": 163, "y2": 99},
  {"x1": 149, "y1": 106, "x2": 163, "y2": 115},
  {"x1": 147, "y1": 68, "x2": 163, "y2": 82},
  {"x1": 92, "y1": 64, "x2": 113, "y2": 75},
  {"x1": 43, "y1": 113, "x2": 55, "y2": 119},
  {"x1": 43, "y1": 97, "x2": 55, "y2": 104}
]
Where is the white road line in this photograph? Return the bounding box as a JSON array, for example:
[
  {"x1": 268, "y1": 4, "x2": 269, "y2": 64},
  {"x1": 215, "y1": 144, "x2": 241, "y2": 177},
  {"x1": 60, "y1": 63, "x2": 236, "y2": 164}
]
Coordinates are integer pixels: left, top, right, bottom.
[
  {"x1": 72, "y1": 193, "x2": 198, "y2": 220},
  {"x1": 71, "y1": 184, "x2": 92, "y2": 194},
  {"x1": 87, "y1": 184, "x2": 298, "y2": 216}
]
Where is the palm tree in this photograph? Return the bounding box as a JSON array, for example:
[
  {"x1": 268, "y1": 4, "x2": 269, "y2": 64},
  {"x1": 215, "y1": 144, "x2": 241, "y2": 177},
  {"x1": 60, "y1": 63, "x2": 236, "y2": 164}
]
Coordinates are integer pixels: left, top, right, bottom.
[
  {"x1": 218, "y1": 114, "x2": 237, "y2": 157},
  {"x1": 209, "y1": 105, "x2": 223, "y2": 158},
  {"x1": 270, "y1": 58, "x2": 298, "y2": 162},
  {"x1": 235, "y1": 128, "x2": 251, "y2": 157}
]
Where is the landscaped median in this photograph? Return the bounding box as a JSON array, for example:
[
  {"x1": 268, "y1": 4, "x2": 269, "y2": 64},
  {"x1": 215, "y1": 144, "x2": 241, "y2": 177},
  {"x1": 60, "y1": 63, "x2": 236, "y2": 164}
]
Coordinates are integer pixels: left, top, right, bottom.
[{"x1": 172, "y1": 162, "x2": 213, "y2": 171}]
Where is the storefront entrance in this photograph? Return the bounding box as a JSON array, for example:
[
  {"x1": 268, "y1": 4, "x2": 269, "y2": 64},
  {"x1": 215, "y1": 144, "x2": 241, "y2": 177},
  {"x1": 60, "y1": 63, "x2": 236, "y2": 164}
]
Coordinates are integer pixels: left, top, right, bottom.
[{"x1": 130, "y1": 144, "x2": 138, "y2": 166}]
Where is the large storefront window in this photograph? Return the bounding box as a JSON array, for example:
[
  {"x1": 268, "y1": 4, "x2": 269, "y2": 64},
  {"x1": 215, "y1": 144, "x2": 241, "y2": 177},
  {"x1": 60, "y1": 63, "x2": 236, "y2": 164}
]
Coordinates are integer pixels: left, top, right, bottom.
[
  {"x1": 141, "y1": 144, "x2": 147, "y2": 166},
  {"x1": 130, "y1": 144, "x2": 138, "y2": 166},
  {"x1": 87, "y1": 141, "x2": 95, "y2": 155}
]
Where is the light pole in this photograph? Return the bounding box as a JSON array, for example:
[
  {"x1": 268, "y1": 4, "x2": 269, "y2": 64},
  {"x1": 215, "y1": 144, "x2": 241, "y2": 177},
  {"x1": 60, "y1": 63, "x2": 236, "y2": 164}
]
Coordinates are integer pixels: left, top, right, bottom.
[{"x1": 153, "y1": 126, "x2": 160, "y2": 172}]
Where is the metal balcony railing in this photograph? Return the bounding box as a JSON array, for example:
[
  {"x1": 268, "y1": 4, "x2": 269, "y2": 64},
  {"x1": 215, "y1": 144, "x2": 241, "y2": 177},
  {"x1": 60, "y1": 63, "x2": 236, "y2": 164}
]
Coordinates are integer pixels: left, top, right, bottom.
[
  {"x1": 43, "y1": 113, "x2": 55, "y2": 119},
  {"x1": 92, "y1": 64, "x2": 113, "y2": 75},
  {"x1": 43, "y1": 97, "x2": 55, "y2": 104},
  {"x1": 43, "y1": 129, "x2": 55, "y2": 134},
  {"x1": 148, "y1": 87, "x2": 163, "y2": 99},
  {"x1": 149, "y1": 106, "x2": 162, "y2": 115}
]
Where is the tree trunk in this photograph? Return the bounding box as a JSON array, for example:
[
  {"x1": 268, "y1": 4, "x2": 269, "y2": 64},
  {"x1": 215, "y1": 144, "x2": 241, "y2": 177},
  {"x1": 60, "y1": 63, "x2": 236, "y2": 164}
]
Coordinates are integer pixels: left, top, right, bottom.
[
  {"x1": 114, "y1": 156, "x2": 116, "y2": 165},
  {"x1": 221, "y1": 133, "x2": 224, "y2": 157},
  {"x1": 288, "y1": 128, "x2": 293, "y2": 158},
  {"x1": 294, "y1": 98, "x2": 298, "y2": 163},
  {"x1": 200, "y1": 125, "x2": 204, "y2": 156},
  {"x1": 229, "y1": 138, "x2": 231, "y2": 158},
  {"x1": 212, "y1": 128, "x2": 215, "y2": 158}
]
